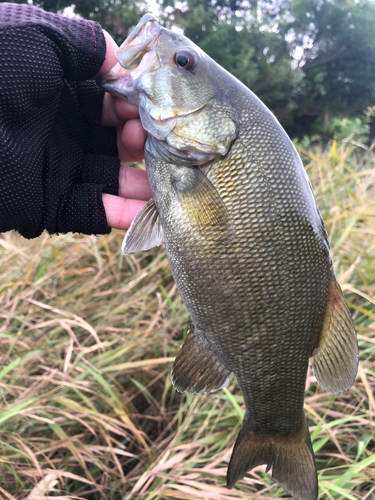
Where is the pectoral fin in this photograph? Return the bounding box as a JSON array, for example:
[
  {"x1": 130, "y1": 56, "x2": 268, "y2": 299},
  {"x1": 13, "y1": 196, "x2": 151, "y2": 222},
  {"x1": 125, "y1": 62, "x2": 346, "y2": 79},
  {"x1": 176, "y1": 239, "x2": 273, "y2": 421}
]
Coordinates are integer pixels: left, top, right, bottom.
[
  {"x1": 122, "y1": 198, "x2": 164, "y2": 254},
  {"x1": 171, "y1": 323, "x2": 231, "y2": 394},
  {"x1": 172, "y1": 167, "x2": 234, "y2": 244},
  {"x1": 311, "y1": 272, "x2": 358, "y2": 393}
]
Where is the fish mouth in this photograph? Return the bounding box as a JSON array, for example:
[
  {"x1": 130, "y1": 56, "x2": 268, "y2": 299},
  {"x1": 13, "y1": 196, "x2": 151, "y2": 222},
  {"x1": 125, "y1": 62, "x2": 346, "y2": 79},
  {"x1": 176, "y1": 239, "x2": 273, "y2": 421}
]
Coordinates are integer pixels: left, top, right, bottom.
[
  {"x1": 115, "y1": 14, "x2": 160, "y2": 70},
  {"x1": 98, "y1": 15, "x2": 221, "y2": 165},
  {"x1": 97, "y1": 15, "x2": 161, "y2": 99}
]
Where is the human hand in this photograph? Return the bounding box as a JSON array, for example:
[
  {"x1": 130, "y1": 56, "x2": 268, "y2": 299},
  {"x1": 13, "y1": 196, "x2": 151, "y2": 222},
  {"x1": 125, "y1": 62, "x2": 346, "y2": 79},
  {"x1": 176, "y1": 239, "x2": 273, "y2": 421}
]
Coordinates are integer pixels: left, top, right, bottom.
[
  {"x1": 98, "y1": 32, "x2": 151, "y2": 231},
  {"x1": 0, "y1": 6, "x2": 150, "y2": 239}
]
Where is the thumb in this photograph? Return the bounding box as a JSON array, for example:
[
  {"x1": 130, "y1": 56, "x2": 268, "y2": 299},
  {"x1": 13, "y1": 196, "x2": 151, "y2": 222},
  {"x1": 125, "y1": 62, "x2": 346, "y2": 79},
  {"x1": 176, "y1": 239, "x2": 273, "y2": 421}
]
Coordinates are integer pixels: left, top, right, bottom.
[{"x1": 95, "y1": 30, "x2": 118, "y2": 78}]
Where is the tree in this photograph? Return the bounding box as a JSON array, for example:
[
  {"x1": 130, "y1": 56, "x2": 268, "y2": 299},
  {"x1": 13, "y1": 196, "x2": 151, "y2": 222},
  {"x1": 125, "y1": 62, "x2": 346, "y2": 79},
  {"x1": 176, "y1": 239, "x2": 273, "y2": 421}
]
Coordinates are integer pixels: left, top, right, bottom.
[
  {"x1": 197, "y1": 21, "x2": 301, "y2": 127},
  {"x1": 76, "y1": 0, "x2": 142, "y2": 45},
  {"x1": 163, "y1": 0, "x2": 375, "y2": 138},
  {"x1": 6, "y1": 0, "x2": 375, "y2": 138},
  {"x1": 285, "y1": 0, "x2": 375, "y2": 137},
  {"x1": 161, "y1": 0, "x2": 301, "y2": 127},
  {"x1": 0, "y1": 0, "x2": 144, "y2": 45}
]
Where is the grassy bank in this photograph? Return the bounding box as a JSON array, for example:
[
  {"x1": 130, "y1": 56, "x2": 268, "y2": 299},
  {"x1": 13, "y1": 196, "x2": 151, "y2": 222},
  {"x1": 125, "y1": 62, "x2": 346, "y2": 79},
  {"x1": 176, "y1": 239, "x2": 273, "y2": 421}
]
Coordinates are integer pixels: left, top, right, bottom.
[{"x1": 0, "y1": 140, "x2": 374, "y2": 499}]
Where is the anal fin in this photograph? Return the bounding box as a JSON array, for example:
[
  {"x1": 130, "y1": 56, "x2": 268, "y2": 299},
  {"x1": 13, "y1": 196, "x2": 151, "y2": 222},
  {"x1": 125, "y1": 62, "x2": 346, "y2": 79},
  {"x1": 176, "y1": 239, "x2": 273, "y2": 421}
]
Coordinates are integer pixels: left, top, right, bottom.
[
  {"x1": 171, "y1": 324, "x2": 231, "y2": 394},
  {"x1": 311, "y1": 271, "x2": 358, "y2": 393}
]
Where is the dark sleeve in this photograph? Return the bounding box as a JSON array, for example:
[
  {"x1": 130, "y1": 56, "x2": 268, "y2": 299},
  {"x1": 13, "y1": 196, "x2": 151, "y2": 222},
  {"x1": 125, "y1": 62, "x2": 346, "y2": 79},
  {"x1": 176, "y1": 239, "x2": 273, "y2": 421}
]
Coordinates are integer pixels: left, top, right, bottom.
[{"x1": 0, "y1": 3, "x2": 120, "y2": 238}]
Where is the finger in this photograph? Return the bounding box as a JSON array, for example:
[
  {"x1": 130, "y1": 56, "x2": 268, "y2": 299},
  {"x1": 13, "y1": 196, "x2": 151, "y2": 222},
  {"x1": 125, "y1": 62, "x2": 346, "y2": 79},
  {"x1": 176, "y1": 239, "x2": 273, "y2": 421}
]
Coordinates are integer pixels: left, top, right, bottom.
[
  {"x1": 114, "y1": 98, "x2": 140, "y2": 121},
  {"x1": 101, "y1": 94, "x2": 141, "y2": 127},
  {"x1": 119, "y1": 165, "x2": 151, "y2": 200},
  {"x1": 102, "y1": 193, "x2": 146, "y2": 230},
  {"x1": 117, "y1": 120, "x2": 146, "y2": 162},
  {"x1": 95, "y1": 30, "x2": 118, "y2": 78},
  {"x1": 101, "y1": 93, "x2": 122, "y2": 127},
  {"x1": 96, "y1": 32, "x2": 142, "y2": 128}
]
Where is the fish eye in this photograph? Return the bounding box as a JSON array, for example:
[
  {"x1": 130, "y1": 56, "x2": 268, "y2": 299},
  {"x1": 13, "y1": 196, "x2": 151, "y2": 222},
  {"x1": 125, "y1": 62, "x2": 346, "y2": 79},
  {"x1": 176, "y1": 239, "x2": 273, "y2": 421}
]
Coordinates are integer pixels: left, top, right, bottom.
[{"x1": 173, "y1": 50, "x2": 196, "y2": 71}]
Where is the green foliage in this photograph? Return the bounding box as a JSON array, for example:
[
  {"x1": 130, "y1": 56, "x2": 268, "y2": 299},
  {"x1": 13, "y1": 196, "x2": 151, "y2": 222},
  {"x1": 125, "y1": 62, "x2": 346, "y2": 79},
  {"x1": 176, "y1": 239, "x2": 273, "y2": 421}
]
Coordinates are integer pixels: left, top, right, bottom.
[
  {"x1": 162, "y1": 0, "x2": 301, "y2": 125},
  {"x1": 290, "y1": 0, "x2": 375, "y2": 112},
  {"x1": 162, "y1": 0, "x2": 243, "y2": 42},
  {"x1": 286, "y1": 0, "x2": 375, "y2": 137},
  {"x1": 317, "y1": 116, "x2": 369, "y2": 142},
  {"x1": 80, "y1": 0, "x2": 142, "y2": 45},
  {"x1": 295, "y1": 114, "x2": 370, "y2": 149},
  {"x1": 4, "y1": 0, "x2": 375, "y2": 137},
  {"x1": 197, "y1": 20, "x2": 302, "y2": 126},
  {"x1": 161, "y1": 0, "x2": 375, "y2": 138}
]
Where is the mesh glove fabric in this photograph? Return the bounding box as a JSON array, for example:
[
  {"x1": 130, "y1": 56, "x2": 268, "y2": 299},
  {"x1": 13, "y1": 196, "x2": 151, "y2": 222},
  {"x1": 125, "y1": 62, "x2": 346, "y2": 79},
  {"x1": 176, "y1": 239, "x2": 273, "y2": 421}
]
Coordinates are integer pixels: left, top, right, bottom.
[{"x1": 0, "y1": 3, "x2": 120, "y2": 238}]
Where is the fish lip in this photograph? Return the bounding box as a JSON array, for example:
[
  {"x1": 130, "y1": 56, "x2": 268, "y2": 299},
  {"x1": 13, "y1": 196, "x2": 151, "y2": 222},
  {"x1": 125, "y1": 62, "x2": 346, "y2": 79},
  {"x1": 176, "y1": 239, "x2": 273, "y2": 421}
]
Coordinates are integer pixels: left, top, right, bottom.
[
  {"x1": 97, "y1": 15, "x2": 161, "y2": 98},
  {"x1": 96, "y1": 63, "x2": 129, "y2": 89},
  {"x1": 123, "y1": 14, "x2": 158, "y2": 49},
  {"x1": 114, "y1": 15, "x2": 160, "y2": 70}
]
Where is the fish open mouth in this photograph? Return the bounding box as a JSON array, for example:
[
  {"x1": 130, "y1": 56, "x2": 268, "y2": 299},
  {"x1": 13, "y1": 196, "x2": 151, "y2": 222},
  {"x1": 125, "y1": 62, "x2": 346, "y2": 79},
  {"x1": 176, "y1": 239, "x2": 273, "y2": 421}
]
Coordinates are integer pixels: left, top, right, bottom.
[
  {"x1": 98, "y1": 14, "x2": 225, "y2": 164},
  {"x1": 97, "y1": 15, "x2": 161, "y2": 98},
  {"x1": 115, "y1": 14, "x2": 160, "y2": 70}
]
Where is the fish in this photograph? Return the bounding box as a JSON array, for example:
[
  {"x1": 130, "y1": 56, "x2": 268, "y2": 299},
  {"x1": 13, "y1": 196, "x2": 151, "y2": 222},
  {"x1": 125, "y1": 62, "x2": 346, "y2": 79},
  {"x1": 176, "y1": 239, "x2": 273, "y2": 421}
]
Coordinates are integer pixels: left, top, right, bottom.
[{"x1": 98, "y1": 15, "x2": 359, "y2": 500}]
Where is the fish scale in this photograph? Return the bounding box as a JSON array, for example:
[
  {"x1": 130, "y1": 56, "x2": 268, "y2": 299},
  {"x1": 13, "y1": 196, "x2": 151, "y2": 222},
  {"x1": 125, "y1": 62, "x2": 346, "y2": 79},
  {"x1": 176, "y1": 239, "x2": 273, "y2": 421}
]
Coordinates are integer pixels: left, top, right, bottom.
[
  {"x1": 155, "y1": 119, "x2": 327, "y2": 433},
  {"x1": 99, "y1": 14, "x2": 359, "y2": 500}
]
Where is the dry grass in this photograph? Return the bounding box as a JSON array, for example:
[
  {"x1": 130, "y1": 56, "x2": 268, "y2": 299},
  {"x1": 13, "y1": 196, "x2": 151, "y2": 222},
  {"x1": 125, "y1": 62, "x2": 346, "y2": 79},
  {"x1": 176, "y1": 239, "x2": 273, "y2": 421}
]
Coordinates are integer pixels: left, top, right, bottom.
[{"x1": 0, "y1": 139, "x2": 374, "y2": 499}]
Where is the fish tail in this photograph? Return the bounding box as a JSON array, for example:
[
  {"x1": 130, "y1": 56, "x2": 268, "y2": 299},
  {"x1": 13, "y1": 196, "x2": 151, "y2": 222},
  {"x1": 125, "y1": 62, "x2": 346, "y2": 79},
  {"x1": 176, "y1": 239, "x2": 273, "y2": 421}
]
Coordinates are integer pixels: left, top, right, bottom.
[{"x1": 227, "y1": 417, "x2": 318, "y2": 500}]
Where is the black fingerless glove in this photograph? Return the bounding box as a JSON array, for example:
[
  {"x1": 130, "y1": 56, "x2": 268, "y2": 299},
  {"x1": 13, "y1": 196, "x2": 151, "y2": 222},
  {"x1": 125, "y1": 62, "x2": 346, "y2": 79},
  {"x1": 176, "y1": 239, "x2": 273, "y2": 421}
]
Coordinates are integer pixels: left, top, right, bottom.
[{"x1": 0, "y1": 3, "x2": 120, "y2": 238}]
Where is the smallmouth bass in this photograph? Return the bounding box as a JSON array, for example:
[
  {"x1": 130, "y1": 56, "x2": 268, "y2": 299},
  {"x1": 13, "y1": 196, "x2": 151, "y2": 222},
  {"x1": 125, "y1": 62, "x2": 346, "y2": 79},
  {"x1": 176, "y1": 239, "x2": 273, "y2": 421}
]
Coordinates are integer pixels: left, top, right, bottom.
[{"x1": 99, "y1": 15, "x2": 358, "y2": 500}]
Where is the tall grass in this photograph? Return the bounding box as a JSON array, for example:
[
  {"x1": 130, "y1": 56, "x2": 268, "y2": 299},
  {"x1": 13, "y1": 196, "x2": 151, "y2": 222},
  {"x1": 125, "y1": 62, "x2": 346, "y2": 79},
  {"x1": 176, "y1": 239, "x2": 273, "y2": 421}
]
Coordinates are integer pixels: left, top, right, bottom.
[{"x1": 0, "y1": 139, "x2": 374, "y2": 499}]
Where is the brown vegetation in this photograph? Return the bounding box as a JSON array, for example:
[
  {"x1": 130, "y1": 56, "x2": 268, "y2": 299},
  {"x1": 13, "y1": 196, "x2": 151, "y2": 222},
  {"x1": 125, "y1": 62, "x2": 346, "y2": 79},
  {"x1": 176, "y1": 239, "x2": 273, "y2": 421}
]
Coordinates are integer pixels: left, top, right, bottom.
[{"x1": 0, "y1": 140, "x2": 374, "y2": 499}]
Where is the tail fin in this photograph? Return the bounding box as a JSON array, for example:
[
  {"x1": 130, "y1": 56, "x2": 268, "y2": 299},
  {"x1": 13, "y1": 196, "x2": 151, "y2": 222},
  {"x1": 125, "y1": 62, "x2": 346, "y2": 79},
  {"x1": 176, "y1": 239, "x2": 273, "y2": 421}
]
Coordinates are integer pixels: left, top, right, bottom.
[{"x1": 227, "y1": 418, "x2": 318, "y2": 500}]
